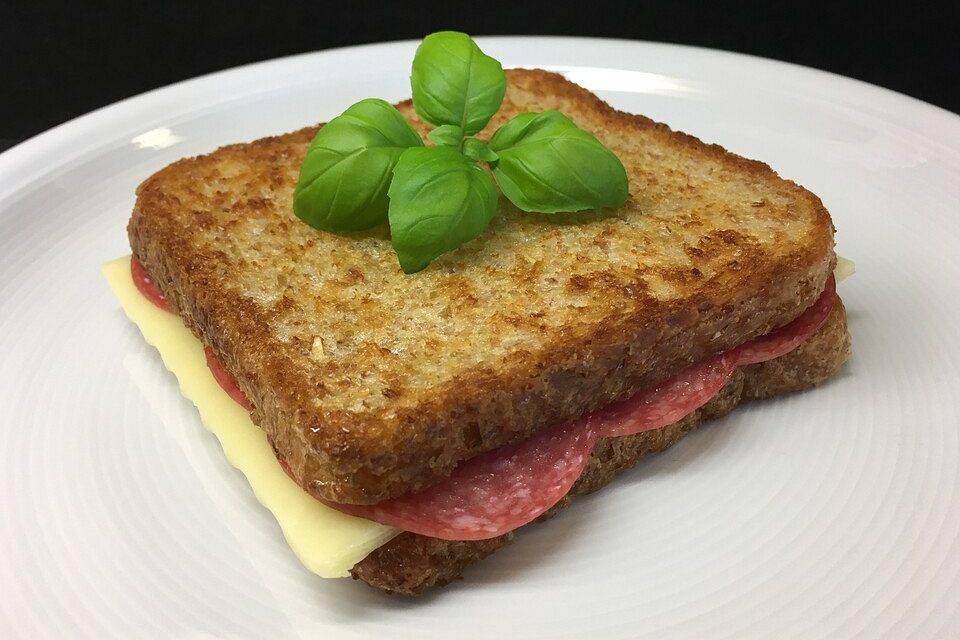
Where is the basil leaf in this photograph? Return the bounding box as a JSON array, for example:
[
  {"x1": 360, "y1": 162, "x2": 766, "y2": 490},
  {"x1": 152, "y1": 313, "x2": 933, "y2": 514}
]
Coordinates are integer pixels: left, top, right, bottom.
[
  {"x1": 462, "y1": 137, "x2": 498, "y2": 163},
  {"x1": 293, "y1": 98, "x2": 423, "y2": 232},
  {"x1": 488, "y1": 111, "x2": 629, "y2": 213},
  {"x1": 410, "y1": 31, "x2": 506, "y2": 136},
  {"x1": 426, "y1": 124, "x2": 463, "y2": 148},
  {"x1": 388, "y1": 146, "x2": 498, "y2": 273}
]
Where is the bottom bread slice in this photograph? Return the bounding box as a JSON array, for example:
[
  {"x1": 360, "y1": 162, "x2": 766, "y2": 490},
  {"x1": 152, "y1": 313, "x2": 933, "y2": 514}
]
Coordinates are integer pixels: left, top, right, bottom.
[{"x1": 351, "y1": 298, "x2": 850, "y2": 594}]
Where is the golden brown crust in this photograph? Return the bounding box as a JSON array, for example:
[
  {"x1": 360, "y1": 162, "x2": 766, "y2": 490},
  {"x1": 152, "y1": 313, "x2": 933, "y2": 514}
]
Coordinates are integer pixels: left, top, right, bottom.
[
  {"x1": 128, "y1": 69, "x2": 837, "y2": 505},
  {"x1": 351, "y1": 298, "x2": 850, "y2": 594}
]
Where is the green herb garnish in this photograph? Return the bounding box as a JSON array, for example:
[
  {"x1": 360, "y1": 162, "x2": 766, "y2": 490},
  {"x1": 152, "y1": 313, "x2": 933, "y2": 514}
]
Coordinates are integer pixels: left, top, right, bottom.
[
  {"x1": 293, "y1": 98, "x2": 423, "y2": 232},
  {"x1": 293, "y1": 31, "x2": 629, "y2": 273},
  {"x1": 388, "y1": 146, "x2": 498, "y2": 274},
  {"x1": 410, "y1": 32, "x2": 506, "y2": 140},
  {"x1": 488, "y1": 111, "x2": 629, "y2": 213}
]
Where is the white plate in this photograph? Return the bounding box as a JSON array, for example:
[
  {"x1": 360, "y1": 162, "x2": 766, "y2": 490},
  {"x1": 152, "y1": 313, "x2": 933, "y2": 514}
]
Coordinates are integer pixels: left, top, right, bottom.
[{"x1": 1, "y1": 37, "x2": 958, "y2": 639}]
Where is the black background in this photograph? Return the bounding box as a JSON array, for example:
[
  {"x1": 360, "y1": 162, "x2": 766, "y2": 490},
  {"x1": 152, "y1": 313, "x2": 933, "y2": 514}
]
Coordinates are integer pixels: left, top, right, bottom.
[{"x1": 2, "y1": 0, "x2": 957, "y2": 151}]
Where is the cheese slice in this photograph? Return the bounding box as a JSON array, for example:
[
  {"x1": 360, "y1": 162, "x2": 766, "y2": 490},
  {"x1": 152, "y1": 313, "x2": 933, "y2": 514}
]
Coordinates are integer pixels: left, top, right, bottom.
[
  {"x1": 102, "y1": 257, "x2": 398, "y2": 578},
  {"x1": 835, "y1": 255, "x2": 856, "y2": 283}
]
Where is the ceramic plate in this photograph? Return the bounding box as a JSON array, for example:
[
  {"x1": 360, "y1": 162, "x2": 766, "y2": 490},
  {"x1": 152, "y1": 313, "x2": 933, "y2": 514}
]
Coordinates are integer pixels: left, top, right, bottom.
[{"x1": 1, "y1": 37, "x2": 958, "y2": 638}]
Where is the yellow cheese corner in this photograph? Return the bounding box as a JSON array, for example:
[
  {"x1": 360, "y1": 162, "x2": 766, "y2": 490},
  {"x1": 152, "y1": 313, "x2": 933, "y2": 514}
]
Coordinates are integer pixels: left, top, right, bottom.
[
  {"x1": 102, "y1": 257, "x2": 398, "y2": 578},
  {"x1": 834, "y1": 255, "x2": 856, "y2": 283}
]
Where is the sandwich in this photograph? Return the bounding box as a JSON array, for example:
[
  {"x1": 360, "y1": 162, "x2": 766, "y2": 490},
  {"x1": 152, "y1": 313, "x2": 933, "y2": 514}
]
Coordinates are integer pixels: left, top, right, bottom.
[{"x1": 103, "y1": 36, "x2": 851, "y2": 595}]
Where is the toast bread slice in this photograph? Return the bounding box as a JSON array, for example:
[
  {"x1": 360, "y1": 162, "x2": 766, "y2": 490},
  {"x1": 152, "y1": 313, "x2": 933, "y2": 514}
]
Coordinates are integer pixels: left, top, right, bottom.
[
  {"x1": 129, "y1": 69, "x2": 836, "y2": 505},
  {"x1": 352, "y1": 298, "x2": 850, "y2": 594}
]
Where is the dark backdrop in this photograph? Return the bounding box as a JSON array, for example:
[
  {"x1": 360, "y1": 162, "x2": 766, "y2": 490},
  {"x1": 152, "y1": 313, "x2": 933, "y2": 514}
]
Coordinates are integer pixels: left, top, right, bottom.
[{"x1": 2, "y1": 0, "x2": 957, "y2": 150}]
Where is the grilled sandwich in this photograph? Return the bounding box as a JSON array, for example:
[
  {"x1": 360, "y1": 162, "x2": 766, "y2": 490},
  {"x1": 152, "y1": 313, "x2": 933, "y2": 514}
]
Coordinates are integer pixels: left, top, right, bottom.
[{"x1": 107, "y1": 68, "x2": 850, "y2": 594}]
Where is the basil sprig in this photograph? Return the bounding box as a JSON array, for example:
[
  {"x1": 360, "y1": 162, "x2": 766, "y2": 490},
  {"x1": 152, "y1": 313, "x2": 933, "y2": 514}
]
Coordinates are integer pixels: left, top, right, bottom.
[
  {"x1": 293, "y1": 31, "x2": 629, "y2": 273},
  {"x1": 488, "y1": 111, "x2": 629, "y2": 213},
  {"x1": 293, "y1": 99, "x2": 422, "y2": 232},
  {"x1": 411, "y1": 31, "x2": 506, "y2": 137},
  {"x1": 388, "y1": 146, "x2": 498, "y2": 273}
]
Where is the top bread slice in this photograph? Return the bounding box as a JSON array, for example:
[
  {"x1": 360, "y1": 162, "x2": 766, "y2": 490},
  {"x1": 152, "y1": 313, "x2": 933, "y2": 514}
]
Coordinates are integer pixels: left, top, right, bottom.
[{"x1": 128, "y1": 69, "x2": 836, "y2": 505}]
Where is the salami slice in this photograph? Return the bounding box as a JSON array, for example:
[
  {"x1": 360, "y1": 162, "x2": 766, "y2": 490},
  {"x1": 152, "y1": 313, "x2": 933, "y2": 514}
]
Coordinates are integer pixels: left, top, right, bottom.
[
  {"x1": 204, "y1": 347, "x2": 253, "y2": 411},
  {"x1": 731, "y1": 275, "x2": 836, "y2": 366},
  {"x1": 328, "y1": 419, "x2": 598, "y2": 540},
  {"x1": 590, "y1": 354, "x2": 735, "y2": 438},
  {"x1": 130, "y1": 257, "x2": 173, "y2": 312}
]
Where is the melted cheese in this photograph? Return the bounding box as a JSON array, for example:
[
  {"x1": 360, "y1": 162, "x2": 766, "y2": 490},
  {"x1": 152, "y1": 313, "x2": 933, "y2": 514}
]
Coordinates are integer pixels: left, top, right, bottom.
[{"x1": 102, "y1": 257, "x2": 398, "y2": 578}]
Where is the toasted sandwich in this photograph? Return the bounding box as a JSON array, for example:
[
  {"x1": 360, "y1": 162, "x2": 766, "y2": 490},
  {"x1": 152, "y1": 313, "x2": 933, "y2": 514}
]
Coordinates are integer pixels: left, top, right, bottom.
[{"x1": 104, "y1": 68, "x2": 850, "y2": 594}]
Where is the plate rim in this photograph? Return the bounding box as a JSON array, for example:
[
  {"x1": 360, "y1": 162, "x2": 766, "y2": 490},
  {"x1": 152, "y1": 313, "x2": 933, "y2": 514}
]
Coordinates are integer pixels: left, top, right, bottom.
[{"x1": 1, "y1": 35, "x2": 958, "y2": 205}]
